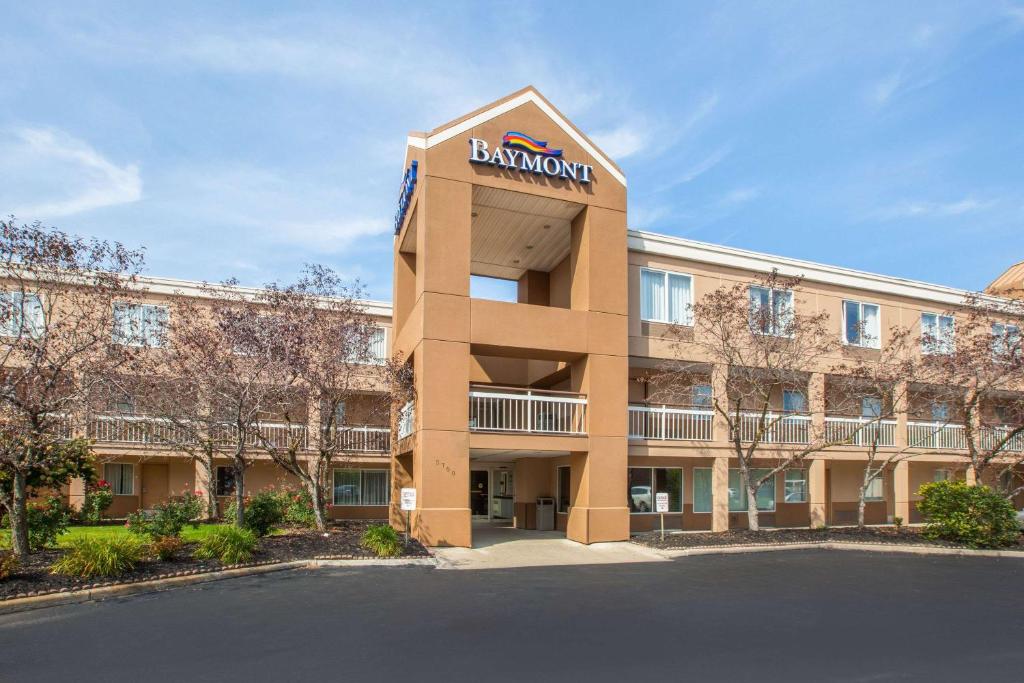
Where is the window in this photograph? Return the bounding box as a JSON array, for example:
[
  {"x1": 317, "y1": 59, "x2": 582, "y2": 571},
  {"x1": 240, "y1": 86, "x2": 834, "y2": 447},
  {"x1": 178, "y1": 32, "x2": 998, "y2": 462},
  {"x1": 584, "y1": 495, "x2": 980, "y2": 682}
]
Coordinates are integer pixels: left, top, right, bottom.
[
  {"x1": 334, "y1": 402, "x2": 346, "y2": 425},
  {"x1": 728, "y1": 468, "x2": 775, "y2": 511},
  {"x1": 865, "y1": 475, "x2": 884, "y2": 500},
  {"x1": 784, "y1": 469, "x2": 807, "y2": 503},
  {"x1": 627, "y1": 467, "x2": 682, "y2": 513},
  {"x1": 640, "y1": 268, "x2": 693, "y2": 325},
  {"x1": 332, "y1": 469, "x2": 390, "y2": 506},
  {"x1": 933, "y1": 468, "x2": 951, "y2": 483},
  {"x1": 103, "y1": 463, "x2": 134, "y2": 495},
  {"x1": 921, "y1": 313, "x2": 954, "y2": 355},
  {"x1": 557, "y1": 466, "x2": 571, "y2": 513},
  {"x1": 861, "y1": 396, "x2": 883, "y2": 418},
  {"x1": 930, "y1": 402, "x2": 950, "y2": 421},
  {"x1": 693, "y1": 468, "x2": 712, "y2": 513},
  {"x1": 0, "y1": 292, "x2": 44, "y2": 338},
  {"x1": 368, "y1": 327, "x2": 388, "y2": 363},
  {"x1": 992, "y1": 323, "x2": 1021, "y2": 361},
  {"x1": 749, "y1": 286, "x2": 793, "y2": 336},
  {"x1": 216, "y1": 467, "x2": 237, "y2": 496},
  {"x1": 113, "y1": 302, "x2": 168, "y2": 347},
  {"x1": 843, "y1": 300, "x2": 880, "y2": 348},
  {"x1": 783, "y1": 389, "x2": 806, "y2": 414},
  {"x1": 692, "y1": 384, "x2": 713, "y2": 407}
]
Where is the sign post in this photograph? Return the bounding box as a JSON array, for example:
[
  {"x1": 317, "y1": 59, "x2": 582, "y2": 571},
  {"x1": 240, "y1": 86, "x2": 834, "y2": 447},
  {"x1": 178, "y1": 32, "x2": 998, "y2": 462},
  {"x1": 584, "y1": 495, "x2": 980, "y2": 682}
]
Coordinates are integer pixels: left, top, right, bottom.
[
  {"x1": 400, "y1": 488, "x2": 417, "y2": 546},
  {"x1": 655, "y1": 492, "x2": 669, "y2": 542}
]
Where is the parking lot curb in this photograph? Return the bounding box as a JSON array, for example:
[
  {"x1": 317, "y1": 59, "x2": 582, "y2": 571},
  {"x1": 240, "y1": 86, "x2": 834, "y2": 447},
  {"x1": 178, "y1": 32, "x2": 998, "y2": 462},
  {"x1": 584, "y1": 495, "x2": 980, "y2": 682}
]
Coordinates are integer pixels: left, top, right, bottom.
[
  {"x1": 653, "y1": 541, "x2": 1024, "y2": 559},
  {"x1": 0, "y1": 556, "x2": 435, "y2": 616}
]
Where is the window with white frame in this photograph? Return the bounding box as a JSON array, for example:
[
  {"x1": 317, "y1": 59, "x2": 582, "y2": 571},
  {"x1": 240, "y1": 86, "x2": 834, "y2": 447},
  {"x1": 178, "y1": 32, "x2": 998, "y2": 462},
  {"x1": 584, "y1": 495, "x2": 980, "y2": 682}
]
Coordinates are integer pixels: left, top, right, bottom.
[
  {"x1": 784, "y1": 469, "x2": 807, "y2": 503},
  {"x1": 933, "y1": 468, "x2": 952, "y2": 483},
  {"x1": 930, "y1": 402, "x2": 950, "y2": 421},
  {"x1": 692, "y1": 383, "x2": 712, "y2": 407},
  {"x1": 693, "y1": 467, "x2": 712, "y2": 513},
  {"x1": 728, "y1": 468, "x2": 775, "y2": 511},
  {"x1": 861, "y1": 396, "x2": 883, "y2": 418},
  {"x1": 368, "y1": 327, "x2": 388, "y2": 363},
  {"x1": 783, "y1": 389, "x2": 806, "y2": 413},
  {"x1": 627, "y1": 467, "x2": 682, "y2": 513},
  {"x1": 557, "y1": 466, "x2": 571, "y2": 514},
  {"x1": 992, "y1": 323, "x2": 1021, "y2": 361},
  {"x1": 749, "y1": 286, "x2": 793, "y2": 336},
  {"x1": 112, "y1": 302, "x2": 168, "y2": 347},
  {"x1": 0, "y1": 291, "x2": 44, "y2": 338},
  {"x1": 332, "y1": 469, "x2": 390, "y2": 506},
  {"x1": 920, "y1": 313, "x2": 954, "y2": 355},
  {"x1": 103, "y1": 463, "x2": 134, "y2": 495},
  {"x1": 640, "y1": 268, "x2": 693, "y2": 325},
  {"x1": 843, "y1": 300, "x2": 880, "y2": 348},
  {"x1": 865, "y1": 474, "x2": 884, "y2": 501}
]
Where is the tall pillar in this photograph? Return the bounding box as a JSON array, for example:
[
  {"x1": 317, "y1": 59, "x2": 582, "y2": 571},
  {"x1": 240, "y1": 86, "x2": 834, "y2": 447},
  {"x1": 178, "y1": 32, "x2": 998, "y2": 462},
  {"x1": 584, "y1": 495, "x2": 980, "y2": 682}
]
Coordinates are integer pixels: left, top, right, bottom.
[
  {"x1": 808, "y1": 459, "x2": 827, "y2": 528},
  {"x1": 894, "y1": 381, "x2": 909, "y2": 449},
  {"x1": 809, "y1": 372, "x2": 825, "y2": 439},
  {"x1": 893, "y1": 460, "x2": 910, "y2": 522},
  {"x1": 711, "y1": 455, "x2": 729, "y2": 531}
]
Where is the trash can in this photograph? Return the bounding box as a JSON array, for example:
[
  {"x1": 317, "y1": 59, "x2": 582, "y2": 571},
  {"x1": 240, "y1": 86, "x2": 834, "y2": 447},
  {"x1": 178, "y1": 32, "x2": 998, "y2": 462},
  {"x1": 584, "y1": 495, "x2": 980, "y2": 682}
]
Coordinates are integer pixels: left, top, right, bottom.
[{"x1": 536, "y1": 497, "x2": 555, "y2": 531}]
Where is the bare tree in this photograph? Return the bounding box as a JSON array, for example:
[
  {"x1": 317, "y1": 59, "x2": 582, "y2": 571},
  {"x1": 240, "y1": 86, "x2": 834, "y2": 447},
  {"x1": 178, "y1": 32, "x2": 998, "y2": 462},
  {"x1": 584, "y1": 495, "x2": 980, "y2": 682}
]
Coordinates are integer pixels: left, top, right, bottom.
[
  {"x1": 158, "y1": 281, "x2": 295, "y2": 526},
  {"x1": 0, "y1": 220, "x2": 144, "y2": 557},
  {"x1": 246, "y1": 265, "x2": 390, "y2": 532},
  {"x1": 649, "y1": 271, "x2": 844, "y2": 531},
  {"x1": 921, "y1": 292, "x2": 1024, "y2": 486}
]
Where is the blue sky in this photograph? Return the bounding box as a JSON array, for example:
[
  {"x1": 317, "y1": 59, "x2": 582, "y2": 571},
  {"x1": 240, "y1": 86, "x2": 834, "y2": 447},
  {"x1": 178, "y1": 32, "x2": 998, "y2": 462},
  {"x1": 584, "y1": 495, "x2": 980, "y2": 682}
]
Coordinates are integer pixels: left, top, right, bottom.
[{"x1": 2, "y1": 1, "x2": 1023, "y2": 300}]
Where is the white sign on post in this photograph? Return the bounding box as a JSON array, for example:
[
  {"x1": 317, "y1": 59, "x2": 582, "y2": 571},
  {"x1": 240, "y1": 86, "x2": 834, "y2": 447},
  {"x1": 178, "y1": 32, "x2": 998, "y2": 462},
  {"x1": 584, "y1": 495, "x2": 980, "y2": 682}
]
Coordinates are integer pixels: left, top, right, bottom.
[
  {"x1": 400, "y1": 488, "x2": 417, "y2": 511},
  {"x1": 655, "y1": 492, "x2": 669, "y2": 513}
]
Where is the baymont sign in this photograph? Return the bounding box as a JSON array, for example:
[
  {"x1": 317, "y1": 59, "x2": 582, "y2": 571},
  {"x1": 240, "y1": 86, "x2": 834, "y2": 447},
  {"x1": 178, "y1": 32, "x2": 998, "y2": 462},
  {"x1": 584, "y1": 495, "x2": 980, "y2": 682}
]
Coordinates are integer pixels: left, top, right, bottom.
[{"x1": 469, "y1": 131, "x2": 594, "y2": 184}]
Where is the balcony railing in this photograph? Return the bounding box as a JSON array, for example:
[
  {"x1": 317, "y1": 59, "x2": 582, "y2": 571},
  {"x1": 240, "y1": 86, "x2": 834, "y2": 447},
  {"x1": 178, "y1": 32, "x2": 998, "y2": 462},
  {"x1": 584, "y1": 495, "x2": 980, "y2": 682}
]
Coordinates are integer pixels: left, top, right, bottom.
[
  {"x1": 398, "y1": 401, "x2": 415, "y2": 440},
  {"x1": 469, "y1": 385, "x2": 587, "y2": 435},
  {"x1": 628, "y1": 404, "x2": 713, "y2": 441},
  {"x1": 825, "y1": 416, "x2": 897, "y2": 447},
  {"x1": 89, "y1": 414, "x2": 193, "y2": 445},
  {"x1": 739, "y1": 412, "x2": 811, "y2": 444},
  {"x1": 337, "y1": 426, "x2": 390, "y2": 453},
  {"x1": 980, "y1": 425, "x2": 1024, "y2": 453},
  {"x1": 907, "y1": 421, "x2": 966, "y2": 450}
]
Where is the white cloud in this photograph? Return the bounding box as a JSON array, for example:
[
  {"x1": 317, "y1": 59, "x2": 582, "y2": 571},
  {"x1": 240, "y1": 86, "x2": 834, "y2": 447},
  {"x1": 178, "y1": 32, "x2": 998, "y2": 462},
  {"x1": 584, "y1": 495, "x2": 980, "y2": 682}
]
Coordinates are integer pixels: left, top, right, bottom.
[
  {"x1": 721, "y1": 187, "x2": 760, "y2": 205},
  {"x1": 873, "y1": 197, "x2": 995, "y2": 220},
  {"x1": 271, "y1": 217, "x2": 391, "y2": 252},
  {"x1": 869, "y1": 68, "x2": 906, "y2": 106},
  {"x1": 1, "y1": 127, "x2": 141, "y2": 218},
  {"x1": 592, "y1": 123, "x2": 648, "y2": 160}
]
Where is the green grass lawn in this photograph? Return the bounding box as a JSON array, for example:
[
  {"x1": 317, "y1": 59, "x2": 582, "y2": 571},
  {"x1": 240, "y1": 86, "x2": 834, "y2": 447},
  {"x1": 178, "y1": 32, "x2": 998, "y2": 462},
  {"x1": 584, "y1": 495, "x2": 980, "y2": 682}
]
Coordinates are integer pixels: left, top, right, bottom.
[{"x1": 1, "y1": 522, "x2": 286, "y2": 550}]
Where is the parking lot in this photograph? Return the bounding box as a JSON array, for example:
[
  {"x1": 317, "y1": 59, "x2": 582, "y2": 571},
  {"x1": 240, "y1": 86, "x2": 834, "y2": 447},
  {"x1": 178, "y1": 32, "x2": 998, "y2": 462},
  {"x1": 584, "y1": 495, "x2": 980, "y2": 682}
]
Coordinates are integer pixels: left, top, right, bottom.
[{"x1": 2, "y1": 550, "x2": 1023, "y2": 682}]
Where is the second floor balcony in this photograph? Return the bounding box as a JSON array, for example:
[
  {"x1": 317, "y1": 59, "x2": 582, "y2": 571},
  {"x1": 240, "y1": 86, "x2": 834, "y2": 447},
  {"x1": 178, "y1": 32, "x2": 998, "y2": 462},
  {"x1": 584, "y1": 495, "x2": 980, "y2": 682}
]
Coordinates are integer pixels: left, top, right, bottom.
[
  {"x1": 628, "y1": 403, "x2": 713, "y2": 441},
  {"x1": 468, "y1": 385, "x2": 587, "y2": 436}
]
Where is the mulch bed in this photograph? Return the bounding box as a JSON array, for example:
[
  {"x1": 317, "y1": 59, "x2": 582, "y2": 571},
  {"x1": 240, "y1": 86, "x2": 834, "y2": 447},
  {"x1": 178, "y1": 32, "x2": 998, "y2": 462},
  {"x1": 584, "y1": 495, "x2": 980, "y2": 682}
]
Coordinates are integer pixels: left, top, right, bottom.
[
  {"x1": 632, "y1": 526, "x2": 1024, "y2": 552},
  {"x1": 1, "y1": 521, "x2": 429, "y2": 601}
]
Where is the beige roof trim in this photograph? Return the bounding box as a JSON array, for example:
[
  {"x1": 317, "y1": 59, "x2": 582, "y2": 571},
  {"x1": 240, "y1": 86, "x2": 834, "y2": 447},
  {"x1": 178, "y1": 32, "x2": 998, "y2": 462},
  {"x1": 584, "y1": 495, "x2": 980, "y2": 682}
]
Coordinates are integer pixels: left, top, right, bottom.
[
  {"x1": 628, "y1": 229, "x2": 1004, "y2": 308},
  {"x1": 414, "y1": 89, "x2": 627, "y2": 188}
]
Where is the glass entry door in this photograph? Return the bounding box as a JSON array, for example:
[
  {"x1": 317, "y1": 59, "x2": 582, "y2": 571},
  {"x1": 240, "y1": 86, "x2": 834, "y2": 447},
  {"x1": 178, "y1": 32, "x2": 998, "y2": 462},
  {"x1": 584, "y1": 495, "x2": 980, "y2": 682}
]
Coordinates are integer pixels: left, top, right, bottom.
[{"x1": 470, "y1": 470, "x2": 489, "y2": 518}]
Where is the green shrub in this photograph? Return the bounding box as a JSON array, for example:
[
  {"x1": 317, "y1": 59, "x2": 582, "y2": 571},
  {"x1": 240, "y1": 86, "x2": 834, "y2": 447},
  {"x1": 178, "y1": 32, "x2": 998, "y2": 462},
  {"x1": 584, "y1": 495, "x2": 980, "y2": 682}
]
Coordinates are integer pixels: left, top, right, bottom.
[
  {"x1": 361, "y1": 524, "x2": 402, "y2": 558},
  {"x1": 127, "y1": 492, "x2": 204, "y2": 540},
  {"x1": 50, "y1": 536, "x2": 146, "y2": 578},
  {"x1": 81, "y1": 480, "x2": 114, "y2": 524},
  {"x1": 0, "y1": 551, "x2": 18, "y2": 580},
  {"x1": 281, "y1": 488, "x2": 317, "y2": 528},
  {"x1": 2, "y1": 496, "x2": 72, "y2": 550},
  {"x1": 224, "y1": 492, "x2": 284, "y2": 537},
  {"x1": 193, "y1": 526, "x2": 258, "y2": 564},
  {"x1": 151, "y1": 535, "x2": 184, "y2": 561},
  {"x1": 917, "y1": 481, "x2": 1019, "y2": 548}
]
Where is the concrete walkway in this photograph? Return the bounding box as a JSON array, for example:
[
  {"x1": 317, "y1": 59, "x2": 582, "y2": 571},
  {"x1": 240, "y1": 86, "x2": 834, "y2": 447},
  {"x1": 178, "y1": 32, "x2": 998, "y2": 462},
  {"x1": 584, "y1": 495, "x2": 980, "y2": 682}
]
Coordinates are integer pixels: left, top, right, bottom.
[{"x1": 433, "y1": 523, "x2": 666, "y2": 569}]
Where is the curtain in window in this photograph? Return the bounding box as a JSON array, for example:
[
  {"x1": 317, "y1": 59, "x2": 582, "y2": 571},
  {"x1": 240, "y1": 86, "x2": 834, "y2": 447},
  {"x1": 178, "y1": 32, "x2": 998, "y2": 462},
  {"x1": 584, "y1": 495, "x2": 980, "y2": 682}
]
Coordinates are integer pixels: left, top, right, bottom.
[
  {"x1": 333, "y1": 469, "x2": 360, "y2": 505},
  {"x1": 104, "y1": 464, "x2": 133, "y2": 495},
  {"x1": 783, "y1": 390, "x2": 806, "y2": 413},
  {"x1": 667, "y1": 274, "x2": 691, "y2": 324},
  {"x1": 865, "y1": 475, "x2": 884, "y2": 500},
  {"x1": 938, "y1": 316, "x2": 954, "y2": 352},
  {"x1": 112, "y1": 302, "x2": 136, "y2": 344},
  {"x1": 749, "y1": 286, "x2": 770, "y2": 333},
  {"x1": 862, "y1": 304, "x2": 879, "y2": 344},
  {"x1": 142, "y1": 305, "x2": 168, "y2": 347},
  {"x1": 368, "y1": 328, "x2": 387, "y2": 362},
  {"x1": 693, "y1": 468, "x2": 712, "y2": 513},
  {"x1": 0, "y1": 292, "x2": 44, "y2": 337},
  {"x1": 362, "y1": 470, "x2": 390, "y2": 505},
  {"x1": 772, "y1": 290, "x2": 794, "y2": 333},
  {"x1": 641, "y1": 270, "x2": 665, "y2": 321},
  {"x1": 729, "y1": 469, "x2": 774, "y2": 511}
]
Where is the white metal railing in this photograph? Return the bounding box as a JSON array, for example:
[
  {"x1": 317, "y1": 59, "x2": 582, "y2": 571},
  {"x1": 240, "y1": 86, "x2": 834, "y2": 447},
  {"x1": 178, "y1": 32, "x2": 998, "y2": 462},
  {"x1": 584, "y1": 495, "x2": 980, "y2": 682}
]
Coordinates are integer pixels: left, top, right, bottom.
[
  {"x1": 980, "y1": 425, "x2": 1024, "y2": 453},
  {"x1": 739, "y1": 412, "x2": 811, "y2": 444},
  {"x1": 628, "y1": 404, "x2": 713, "y2": 441},
  {"x1": 398, "y1": 401, "x2": 414, "y2": 440},
  {"x1": 251, "y1": 422, "x2": 308, "y2": 449},
  {"x1": 825, "y1": 416, "x2": 897, "y2": 447},
  {"x1": 469, "y1": 385, "x2": 587, "y2": 435},
  {"x1": 337, "y1": 426, "x2": 390, "y2": 452},
  {"x1": 908, "y1": 421, "x2": 966, "y2": 450},
  {"x1": 89, "y1": 414, "x2": 192, "y2": 445}
]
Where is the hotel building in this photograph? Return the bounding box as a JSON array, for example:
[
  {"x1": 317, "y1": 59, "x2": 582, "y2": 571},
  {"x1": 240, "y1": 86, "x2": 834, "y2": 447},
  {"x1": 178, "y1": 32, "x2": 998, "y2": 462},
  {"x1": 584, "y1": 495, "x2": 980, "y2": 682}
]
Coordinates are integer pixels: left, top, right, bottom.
[{"x1": 27, "y1": 87, "x2": 1024, "y2": 546}]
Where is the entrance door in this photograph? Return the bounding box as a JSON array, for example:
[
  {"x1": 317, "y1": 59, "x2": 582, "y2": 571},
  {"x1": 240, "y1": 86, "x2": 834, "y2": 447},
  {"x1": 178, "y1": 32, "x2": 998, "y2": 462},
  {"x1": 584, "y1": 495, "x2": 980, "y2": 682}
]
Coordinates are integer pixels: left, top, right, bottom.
[
  {"x1": 141, "y1": 463, "x2": 169, "y2": 509},
  {"x1": 470, "y1": 470, "x2": 489, "y2": 518}
]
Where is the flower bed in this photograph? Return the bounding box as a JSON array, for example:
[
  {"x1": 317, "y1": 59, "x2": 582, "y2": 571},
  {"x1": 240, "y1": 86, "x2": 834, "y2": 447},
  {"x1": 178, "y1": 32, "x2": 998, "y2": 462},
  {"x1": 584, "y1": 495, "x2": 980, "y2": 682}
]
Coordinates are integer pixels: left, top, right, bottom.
[
  {"x1": 1, "y1": 521, "x2": 429, "y2": 601},
  {"x1": 631, "y1": 526, "x2": 1024, "y2": 551}
]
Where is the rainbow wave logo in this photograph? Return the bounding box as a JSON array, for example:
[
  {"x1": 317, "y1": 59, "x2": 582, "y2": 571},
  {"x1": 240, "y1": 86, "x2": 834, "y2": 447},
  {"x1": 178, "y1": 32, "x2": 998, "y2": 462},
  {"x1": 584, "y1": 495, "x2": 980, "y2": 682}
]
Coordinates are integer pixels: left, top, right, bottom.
[{"x1": 502, "y1": 131, "x2": 563, "y2": 157}]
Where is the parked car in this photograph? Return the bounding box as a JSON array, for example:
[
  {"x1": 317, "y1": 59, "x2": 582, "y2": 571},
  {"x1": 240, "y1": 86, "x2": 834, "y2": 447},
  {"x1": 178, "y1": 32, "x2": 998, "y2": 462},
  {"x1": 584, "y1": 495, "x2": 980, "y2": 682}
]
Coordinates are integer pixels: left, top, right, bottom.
[{"x1": 630, "y1": 485, "x2": 652, "y2": 512}]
